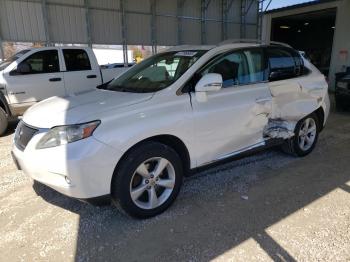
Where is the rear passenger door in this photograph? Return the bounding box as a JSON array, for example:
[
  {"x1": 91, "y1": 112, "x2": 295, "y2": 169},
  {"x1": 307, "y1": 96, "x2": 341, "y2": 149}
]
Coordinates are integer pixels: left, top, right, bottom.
[
  {"x1": 192, "y1": 48, "x2": 272, "y2": 166},
  {"x1": 62, "y1": 49, "x2": 101, "y2": 94}
]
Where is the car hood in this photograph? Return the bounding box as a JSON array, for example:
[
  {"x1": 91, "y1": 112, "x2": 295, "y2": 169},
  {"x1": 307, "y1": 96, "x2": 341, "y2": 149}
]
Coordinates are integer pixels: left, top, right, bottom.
[{"x1": 23, "y1": 89, "x2": 153, "y2": 128}]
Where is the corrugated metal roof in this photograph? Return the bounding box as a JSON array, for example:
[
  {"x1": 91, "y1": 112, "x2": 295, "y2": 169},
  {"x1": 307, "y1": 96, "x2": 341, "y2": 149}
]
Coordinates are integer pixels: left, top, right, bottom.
[
  {"x1": 0, "y1": 0, "x2": 259, "y2": 46},
  {"x1": 265, "y1": 0, "x2": 338, "y2": 14}
]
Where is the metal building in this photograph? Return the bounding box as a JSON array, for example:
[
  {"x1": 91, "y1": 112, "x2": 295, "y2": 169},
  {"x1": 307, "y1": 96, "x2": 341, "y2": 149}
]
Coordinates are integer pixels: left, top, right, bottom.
[
  {"x1": 262, "y1": 0, "x2": 350, "y2": 90},
  {"x1": 0, "y1": 0, "x2": 267, "y2": 62}
]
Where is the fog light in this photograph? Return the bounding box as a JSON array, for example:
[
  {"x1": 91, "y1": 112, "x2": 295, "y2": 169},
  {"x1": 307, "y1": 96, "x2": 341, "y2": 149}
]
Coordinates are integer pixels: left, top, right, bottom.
[{"x1": 65, "y1": 176, "x2": 71, "y2": 184}]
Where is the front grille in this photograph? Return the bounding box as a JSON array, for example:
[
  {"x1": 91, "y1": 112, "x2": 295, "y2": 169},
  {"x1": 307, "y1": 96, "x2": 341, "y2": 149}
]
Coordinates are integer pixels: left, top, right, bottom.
[{"x1": 14, "y1": 121, "x2": 38, "y2": 151}]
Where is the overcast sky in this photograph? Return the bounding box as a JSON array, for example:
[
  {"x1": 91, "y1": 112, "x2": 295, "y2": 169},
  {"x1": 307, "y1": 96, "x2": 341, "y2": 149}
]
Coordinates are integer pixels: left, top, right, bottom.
[{"x1": 266, "y1": 0, "x2": 317, "y2": 10}]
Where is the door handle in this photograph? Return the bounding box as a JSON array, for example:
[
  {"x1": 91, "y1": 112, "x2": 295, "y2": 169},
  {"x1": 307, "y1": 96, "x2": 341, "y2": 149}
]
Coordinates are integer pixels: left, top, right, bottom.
[
  {"x1": 49, "y1": 77, "x2": 62, "y2": 82},
  {"x1": 255, "y1": 97, "x2": 272, "y2": 104},
  {"x1": 86, "y1": 74, "x2": 97, "y2": 79}
]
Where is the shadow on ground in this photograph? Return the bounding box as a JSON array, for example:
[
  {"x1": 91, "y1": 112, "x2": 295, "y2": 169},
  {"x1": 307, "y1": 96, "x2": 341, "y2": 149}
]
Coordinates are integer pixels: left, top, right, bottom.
[{"x1": 32, "y1": 111, "x2": 350, "y2": 261}]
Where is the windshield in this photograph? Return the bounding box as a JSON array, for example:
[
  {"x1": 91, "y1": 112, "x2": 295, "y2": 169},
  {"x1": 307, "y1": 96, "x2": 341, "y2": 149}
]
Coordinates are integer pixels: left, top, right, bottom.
[
  {"x1": 106, "y1": 50, "x2": 206, "y2": 93},
  {"x1": 0, "y1": 49, "x2": 30, "y2": 71}
]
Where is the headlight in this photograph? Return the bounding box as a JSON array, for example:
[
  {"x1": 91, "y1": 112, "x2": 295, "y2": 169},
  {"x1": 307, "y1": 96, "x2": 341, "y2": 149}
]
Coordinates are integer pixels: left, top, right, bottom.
[
  {"x1": 337, "y1": 81, "x2": 348, "y2": 89},
  {"x1": 36, "y1": 120, "x2": 100, "y2": 149}
]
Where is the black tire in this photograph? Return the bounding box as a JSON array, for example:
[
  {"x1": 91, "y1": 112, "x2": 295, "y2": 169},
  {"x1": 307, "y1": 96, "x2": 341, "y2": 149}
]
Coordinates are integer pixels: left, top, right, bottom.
[
  {"x1": 111, "y1": 142, "x2": 183, "y2": 218},
  {"x1": 0, "y1": 107, "x2": 8, "y2": 136},
  {"x1": 282, "y1": 113, "x2": 320, "y2": 157}
]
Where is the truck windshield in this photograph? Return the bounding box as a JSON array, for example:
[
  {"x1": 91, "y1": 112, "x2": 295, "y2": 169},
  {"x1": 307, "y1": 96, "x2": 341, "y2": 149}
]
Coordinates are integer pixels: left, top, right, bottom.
[
  {"x1": 0, "y1": 49, "x2": 30, "y2": 71},
  {"x1": 106, "y1": 50, "x2": 206, "y2": 93}
]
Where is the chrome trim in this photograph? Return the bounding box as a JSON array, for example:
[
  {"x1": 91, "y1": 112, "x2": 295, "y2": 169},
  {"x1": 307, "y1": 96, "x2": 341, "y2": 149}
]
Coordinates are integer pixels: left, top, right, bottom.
[
  {"x1": 217, "y1": 141, "x2": 266, "y2": 160},
  {"x1": 177, "y1": 79, "x2": 270, "y2": 96},
  {"x1": 198, "y1": 141, "x2": 266, "y2": 167},
  {"x1": 204, "y1": 83, "x2": 222, "y2": 88}
]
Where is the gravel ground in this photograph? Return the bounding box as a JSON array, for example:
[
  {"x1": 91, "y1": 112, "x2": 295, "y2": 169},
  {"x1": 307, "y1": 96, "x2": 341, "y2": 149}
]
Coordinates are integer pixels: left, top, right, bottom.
[{"x1": 0, "y1": 111, "x2": 350, "y2": 262}]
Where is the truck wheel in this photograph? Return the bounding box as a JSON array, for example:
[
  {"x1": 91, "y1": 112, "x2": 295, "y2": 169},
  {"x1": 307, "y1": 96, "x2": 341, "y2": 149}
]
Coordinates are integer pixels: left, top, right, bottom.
[
  {"x1": 282, "y1": 113, "x2": 319, "y2": 157},
  {"x1": 111, "y1": 142, "x2": 183, "y2": 218},
  {"x1": 0, "y1": 107, "x2": 8, "y2": 136}
]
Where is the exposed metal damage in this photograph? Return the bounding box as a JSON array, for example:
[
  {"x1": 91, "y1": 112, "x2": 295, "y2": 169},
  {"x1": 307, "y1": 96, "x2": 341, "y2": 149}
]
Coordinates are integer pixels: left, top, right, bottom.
[
  {"x1": 263, "y1": 119, "x2": 295, "y2": 139},
  {"x1": 256, "y1": 77, "x2": 326, "y2": 140}
]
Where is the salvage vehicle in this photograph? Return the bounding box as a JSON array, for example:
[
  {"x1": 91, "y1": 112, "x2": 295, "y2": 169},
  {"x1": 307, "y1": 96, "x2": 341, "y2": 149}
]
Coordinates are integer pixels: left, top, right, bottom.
[
  {"x1": 12, "y1": 41, "x2": 330, "y2": 218},
  {"x1": 0, "y1": 47, "x2": 130, "y2": 135}
]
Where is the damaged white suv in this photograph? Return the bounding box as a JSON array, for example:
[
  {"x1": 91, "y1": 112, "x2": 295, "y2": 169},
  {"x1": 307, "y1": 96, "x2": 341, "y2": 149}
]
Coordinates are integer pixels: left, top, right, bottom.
[{"x1": 12, "y1": 42, "x2": 330, "y2": 218}]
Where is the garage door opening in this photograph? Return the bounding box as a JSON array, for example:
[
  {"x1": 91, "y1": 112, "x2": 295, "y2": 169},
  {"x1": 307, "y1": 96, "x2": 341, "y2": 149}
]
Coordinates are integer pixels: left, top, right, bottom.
[{"x1": 271, "y1": 8, "x2": 337, "y2": 77}]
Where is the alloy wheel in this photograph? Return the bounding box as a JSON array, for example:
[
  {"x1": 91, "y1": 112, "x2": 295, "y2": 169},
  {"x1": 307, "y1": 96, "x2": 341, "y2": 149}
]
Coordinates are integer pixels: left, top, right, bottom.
[
  {"x1": 298, "y1": 117, "x2": 317, "y2": 151},
  {"x1": 129, "y1": 157, "x2": 176, "y2": 210}
]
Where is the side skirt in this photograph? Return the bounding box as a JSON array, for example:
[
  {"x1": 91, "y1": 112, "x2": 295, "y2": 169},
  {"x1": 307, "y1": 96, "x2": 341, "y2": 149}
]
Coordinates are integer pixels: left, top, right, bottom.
[{"x1": 188, "y1": 138, "x2": 285, "y2": 176}]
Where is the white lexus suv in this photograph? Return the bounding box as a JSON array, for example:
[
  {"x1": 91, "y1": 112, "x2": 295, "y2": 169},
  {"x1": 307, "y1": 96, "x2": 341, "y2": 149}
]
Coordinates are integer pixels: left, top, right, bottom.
[{"x1": 12, "y1": 42, "x2": 330, "y2": 218}]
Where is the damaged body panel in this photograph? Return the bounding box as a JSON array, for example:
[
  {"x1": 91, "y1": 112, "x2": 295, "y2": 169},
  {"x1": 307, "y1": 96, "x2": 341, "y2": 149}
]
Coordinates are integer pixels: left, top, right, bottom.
[
  {"x1": 192, "y1": 45, "x2": 329, "y2": 166},
  {"x1": 263, "y1": 59, "x2": 329, "y2": 140}
]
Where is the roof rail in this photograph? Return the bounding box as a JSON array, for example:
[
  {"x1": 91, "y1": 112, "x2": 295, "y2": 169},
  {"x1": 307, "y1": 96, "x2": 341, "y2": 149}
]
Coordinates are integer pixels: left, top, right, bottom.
[{"x1": 217, "y1": 39, "x2": 292, "y2": 48}]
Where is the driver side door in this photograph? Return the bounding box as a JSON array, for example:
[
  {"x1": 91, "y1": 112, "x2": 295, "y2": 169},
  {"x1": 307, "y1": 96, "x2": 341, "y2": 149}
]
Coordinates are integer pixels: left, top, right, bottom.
[{"x1": 191, "y1": 48, "x2": 272, "y2": 166}]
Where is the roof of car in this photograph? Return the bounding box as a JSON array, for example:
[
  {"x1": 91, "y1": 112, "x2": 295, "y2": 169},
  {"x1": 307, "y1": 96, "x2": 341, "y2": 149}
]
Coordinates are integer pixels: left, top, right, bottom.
[
  {"x1": 166, "y1": 45, "x2": 215, "y2": 52},
  {"x1": 165, "y1": 40, "x2": 292, "y2": 53}
]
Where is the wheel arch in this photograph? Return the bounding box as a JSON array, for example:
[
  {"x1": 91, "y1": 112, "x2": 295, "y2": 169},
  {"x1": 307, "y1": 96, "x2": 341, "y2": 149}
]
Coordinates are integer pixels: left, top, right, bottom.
[
  {"x1": 314, "y1": 106, "x2": 325, "y2": 132},
  {"x1": 142, "y1": 135, "x2": 191, "y2": 174},
  {"x1": 111, "y1": 134, "x2": 191, "y2": 191}
]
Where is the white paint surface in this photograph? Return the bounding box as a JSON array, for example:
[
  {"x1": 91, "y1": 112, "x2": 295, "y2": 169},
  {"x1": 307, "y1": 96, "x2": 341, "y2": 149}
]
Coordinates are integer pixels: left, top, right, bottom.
[{"x1": 12, "y1": 43, "x2": 330, "y2": 199}]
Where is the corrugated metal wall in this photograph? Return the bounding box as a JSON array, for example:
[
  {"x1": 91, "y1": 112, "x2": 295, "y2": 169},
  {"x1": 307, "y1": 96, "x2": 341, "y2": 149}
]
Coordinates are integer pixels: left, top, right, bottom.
[{"x1": 0, "y1": 0, "x2": 259, "y2": 46}]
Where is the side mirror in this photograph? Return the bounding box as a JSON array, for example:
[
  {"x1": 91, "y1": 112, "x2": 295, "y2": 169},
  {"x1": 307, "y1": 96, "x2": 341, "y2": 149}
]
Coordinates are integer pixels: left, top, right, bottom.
[
  {"x1": 16, "y1": 61, "x2": 31, "y2": 75},
  {"x1": 195, "y1": 73, "x2": 222, "y2": 103},
  {"x1": 195, "y1": 73, "x2": 223, "y2": 92}
]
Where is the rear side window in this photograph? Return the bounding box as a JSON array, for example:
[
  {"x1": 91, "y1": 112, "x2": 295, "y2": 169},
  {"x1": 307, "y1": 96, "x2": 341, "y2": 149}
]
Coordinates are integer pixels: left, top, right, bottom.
[
  {"x1": 63, "y1": 49, "x2": 91, "y2": 71},
  {"x1": 267, "y1": 48, "x2": 297, "y2": 81}
]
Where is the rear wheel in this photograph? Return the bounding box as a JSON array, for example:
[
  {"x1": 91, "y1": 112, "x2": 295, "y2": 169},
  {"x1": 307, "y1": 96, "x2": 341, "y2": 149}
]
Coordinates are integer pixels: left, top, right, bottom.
[
  {"x1": 282, "y1": 113, "x2": 319, "y2": 157},
  {"x1": 111, "y1": 142, "x2": 183, "y2": 218},
  {"x1": 0, "y1": 107, "x2": 8, "y2": 136}
]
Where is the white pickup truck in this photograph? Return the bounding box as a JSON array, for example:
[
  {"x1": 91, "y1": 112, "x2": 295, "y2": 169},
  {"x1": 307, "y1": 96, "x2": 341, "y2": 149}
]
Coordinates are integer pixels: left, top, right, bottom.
[{"x1": 0, "y1": 47, "x2": 129, "y2": 135}]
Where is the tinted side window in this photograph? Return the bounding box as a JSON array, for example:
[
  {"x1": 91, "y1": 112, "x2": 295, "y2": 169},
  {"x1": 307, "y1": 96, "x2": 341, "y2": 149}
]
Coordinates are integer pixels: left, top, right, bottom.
[
  {"x1": 19, "y1": 50, "x2": 59, "y2": 74},
  {"x1": 267, "y1": 48, "x2": 296, "y2": 81},
  {"x1": 63, "y1": 49, "x2": 91, "y2": 71}
]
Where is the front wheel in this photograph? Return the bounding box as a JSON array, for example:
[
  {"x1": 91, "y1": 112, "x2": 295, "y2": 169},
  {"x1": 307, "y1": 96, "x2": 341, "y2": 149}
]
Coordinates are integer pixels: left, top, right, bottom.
[
  {"x1": 282, "y1": 113, "x2": 319, "y2": 157},
  {"x1": 111, "y1": 142, "x2": 183, "y2": 218}
]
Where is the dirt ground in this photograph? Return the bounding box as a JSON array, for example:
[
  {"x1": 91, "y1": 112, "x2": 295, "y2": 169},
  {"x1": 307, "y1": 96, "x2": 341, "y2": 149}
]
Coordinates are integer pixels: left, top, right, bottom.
[{"x1": 1, "y1": 110, "x2": 350, "y2": 262}]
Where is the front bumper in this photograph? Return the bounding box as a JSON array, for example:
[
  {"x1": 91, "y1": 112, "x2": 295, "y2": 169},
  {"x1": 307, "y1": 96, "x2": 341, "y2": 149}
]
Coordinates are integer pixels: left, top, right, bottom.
[{"x1": 12, "y1": 132, "x2": 122, "y2": 199}]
